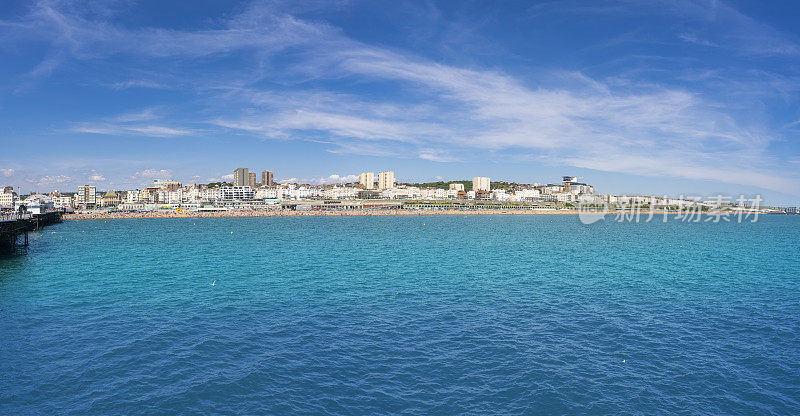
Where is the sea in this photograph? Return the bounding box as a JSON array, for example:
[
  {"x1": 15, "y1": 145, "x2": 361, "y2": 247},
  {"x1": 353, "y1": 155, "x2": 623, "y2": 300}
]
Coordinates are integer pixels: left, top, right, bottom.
[{"x1": 1, "y1": 215, "x2": 798, "y2": 415}]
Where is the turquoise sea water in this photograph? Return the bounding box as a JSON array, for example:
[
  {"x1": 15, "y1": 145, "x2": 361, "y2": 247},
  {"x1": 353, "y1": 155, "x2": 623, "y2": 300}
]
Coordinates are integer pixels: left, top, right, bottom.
[{"x1": 1, "y1": 215, "x2": 799, "y2": 414}]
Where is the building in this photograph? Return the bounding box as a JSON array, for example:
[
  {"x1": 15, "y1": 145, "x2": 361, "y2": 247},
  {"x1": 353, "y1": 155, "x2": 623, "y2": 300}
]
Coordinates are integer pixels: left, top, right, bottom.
[
  {"x1": 561, "y1": 176, "x2": 594, "y2": 195},
  {"x1": 100, "y1": 191, "x2": 121, "y2": 207},
  {"x1": 152, "y1": 179, "x2": 181, "y2": 191},
  {"x1": 126, "y1": 190, "x2": 141, "y2": 204},
  {"x1": 219, "y1": 186, "x2": 255, "y2": 202},
  {"x1": 140, "y1": 186, "x2": 162, "y2": 203},
  {"x1": 359, "y1": 172, "x2": 375, "y2": 189},
  {"x1": 233, "y1": 168, "x2": 249, "y2": 187},
  {"x1": 249, "y1": 172, "x2": 257, "y2": 188},
  {"x1": 16, "y1": 194, "x2": 55, "y2": 214},
  {"x1": 475, "y1": 190, "x2": 492, "y2": 200},
  {"x1": 77, "y1": 185, "x2": 97, "y2": 209},
  {"x1": 261, "y1": 171, "x2": 274, "y2": 186},
  {"x1": 49, "y1": 191, "x2": 74, "y2": 209},
  {"x1": 473, "y1": 177, "x2": 491, "y2": 192},
  {"x1": 377, "y1": 171, "x2": 394, "y2": 190},
  {"x1": 0, "y1": 186, "x2": 17, "y2": 209},
  {"x1": 449, "y1": 183, "x2": 464, "y2": 192}
]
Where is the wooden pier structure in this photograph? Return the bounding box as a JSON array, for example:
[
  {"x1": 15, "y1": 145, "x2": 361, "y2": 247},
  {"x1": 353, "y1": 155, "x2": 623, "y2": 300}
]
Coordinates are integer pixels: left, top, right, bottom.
[{"x1": 0, "y1": 211, "x2": 63, "y2": 253}]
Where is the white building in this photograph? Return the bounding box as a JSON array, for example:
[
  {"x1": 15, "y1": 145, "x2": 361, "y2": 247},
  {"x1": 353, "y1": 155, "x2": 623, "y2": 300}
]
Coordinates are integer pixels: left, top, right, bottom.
[
  {"x1": 359, "y1": 172, "x2": 375, "y2": 189},
  {"x1": 16, "y1": 194, "x2": 55, "y2": 214},
  {"x1": 77, "y1": 185, "x2": 97, "y2": 208},
  {"x1": 473, "y1": 177, "x2": 490, "y2": 192},
  {"x1": 377, "y1": 171, "x2": 395, "y2": 190},
  {"x1": 492, "y1": 190, "x2": 511, "y2": 201},
  {"x1": 514, "y1": 189, "x2": 540, "y2": 201},
  {"x1": 126, "y1": 190, "x2": 142, "y2": 204},
  {"x1": 0, "y1": 187, "x2": 17, "y2": 208},
  {"x1": 52, "y1": 195, "x2": 74, "y2": 209},
  {"x1": 382, "y1": 186, "x2": 420, "y2": 200},
  {"x1": 323, "y1": 186, "x2": 358, "y2": 200},
  {"x1": 198, "y1": 187, "x2": 222, "y2": 202},
  {"x1": 421, "y1": 188, "x2": 448, "y2": 200},
  {"x1": 159, "y1": 189, "x2": 183, "y2": 204},
  {"x1": 255, "y1": 187, "x2": 278, "y2": 200},
  {"x1": 449, "y1": 183, "x2": 465, "y2": 192},
  {"x1": 219, "y1": 186, "x2": 254, "y2": 202}
]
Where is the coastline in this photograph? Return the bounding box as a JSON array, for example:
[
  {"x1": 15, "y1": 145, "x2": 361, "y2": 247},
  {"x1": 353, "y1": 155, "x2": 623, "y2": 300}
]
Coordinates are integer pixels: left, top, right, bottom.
[{"x1": 63, "y1": 208, "x2": 582, "y2": 220}]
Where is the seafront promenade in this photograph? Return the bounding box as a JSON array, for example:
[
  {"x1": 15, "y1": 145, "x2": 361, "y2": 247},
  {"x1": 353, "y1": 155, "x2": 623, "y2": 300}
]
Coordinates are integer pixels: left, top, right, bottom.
[{"x1": 64, "y1": 208, "x2": 580, "y2": 220}]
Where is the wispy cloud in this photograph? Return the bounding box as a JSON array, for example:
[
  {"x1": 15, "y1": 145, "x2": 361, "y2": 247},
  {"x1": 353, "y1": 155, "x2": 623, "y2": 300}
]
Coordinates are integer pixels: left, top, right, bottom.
[
  {"x1": 109, "y1": 80, "x2": 169, "y2": 90},
  {"x1": 72, "y1": 123, "x2": 193, "y2": 137},
  {"x1": 0, "y1": 168, "x2": 15, "y2": 176},
  {"x1": 112, "y1": 108, "x2": 160, "y2": 122},
  {"x1": 528, "y1": 0, "x2": 800, "y2": 57},
  {"x1": 67, "y1": 104, "x2": 193, "y2": 137}
]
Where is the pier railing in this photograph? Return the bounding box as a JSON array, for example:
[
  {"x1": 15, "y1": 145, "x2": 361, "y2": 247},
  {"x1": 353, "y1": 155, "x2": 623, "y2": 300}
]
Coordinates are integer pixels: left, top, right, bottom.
[{"x1": 0, "y1": 212, "x2": 32, "y2": 222}]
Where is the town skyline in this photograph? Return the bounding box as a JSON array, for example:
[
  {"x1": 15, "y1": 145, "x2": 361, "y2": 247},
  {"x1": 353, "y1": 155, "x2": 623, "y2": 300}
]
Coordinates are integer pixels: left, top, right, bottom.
[{"x1": 0, "y1": 165, "x2": 791, "y2": 205}]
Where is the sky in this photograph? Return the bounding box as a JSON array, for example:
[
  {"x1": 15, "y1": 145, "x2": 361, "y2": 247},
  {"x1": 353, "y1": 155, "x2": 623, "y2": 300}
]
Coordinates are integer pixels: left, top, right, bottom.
[{"x1": 1, "y1": 0, "x2": 799, "y2": 204}]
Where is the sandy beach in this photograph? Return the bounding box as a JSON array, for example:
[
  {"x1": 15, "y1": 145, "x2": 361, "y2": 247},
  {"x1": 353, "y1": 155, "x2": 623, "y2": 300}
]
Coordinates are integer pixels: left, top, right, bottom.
[{"x1": 63, "y1": 208, "x2": 582, "y2": 220}]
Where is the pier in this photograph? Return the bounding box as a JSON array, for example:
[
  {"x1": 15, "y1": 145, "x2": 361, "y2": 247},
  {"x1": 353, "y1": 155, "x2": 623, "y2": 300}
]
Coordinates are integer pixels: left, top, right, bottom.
[{"x1": 0, "y1": 210, "x2": 63, "y2": 253}]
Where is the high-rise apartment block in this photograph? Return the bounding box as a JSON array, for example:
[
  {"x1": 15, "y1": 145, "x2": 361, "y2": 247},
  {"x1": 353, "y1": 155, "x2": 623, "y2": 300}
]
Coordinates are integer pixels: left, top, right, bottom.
[
  {"x1": 377, "y1": 171, "x2": 394, "y2": 190},
  {"x1": 249, "y1": 172, "x2": 257, "y2": 188},
  {"x1": 359, "y1": 172, "x2": 375, "y2": 189},
  {"x1": 77, "y1": 185, "x2": 97, "y2": 208},
  {"x1": 262, "y1": 171, "x2": 274, "y2": 186},
  {"x1": 233, "y1": 168, "x2": 249, "y2": 187},
  {"x1": 472, "y1": 177, "x2": 491, "y2": 192}
]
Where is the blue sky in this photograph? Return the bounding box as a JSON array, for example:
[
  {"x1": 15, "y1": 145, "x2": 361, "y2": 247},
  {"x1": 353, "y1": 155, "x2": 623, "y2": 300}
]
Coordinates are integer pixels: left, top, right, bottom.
[{"x1": 1, "y1": 0, "x2": 799, "y2": 204}]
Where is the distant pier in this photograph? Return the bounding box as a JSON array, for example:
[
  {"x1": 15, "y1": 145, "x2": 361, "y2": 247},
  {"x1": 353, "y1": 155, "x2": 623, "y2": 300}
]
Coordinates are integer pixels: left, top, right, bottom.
[{"x1": 0, "y1": 211, "x2": 63, "y2": 253}]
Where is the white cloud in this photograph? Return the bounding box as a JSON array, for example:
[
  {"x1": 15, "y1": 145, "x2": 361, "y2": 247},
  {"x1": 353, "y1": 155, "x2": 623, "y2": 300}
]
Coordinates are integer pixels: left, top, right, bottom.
[
  {"x1": 88, "y1": 170, "x2": 106, "y2": 181},
  {"x1": 418, "y1": 150, "x2": 458, "y2": 162},
  {"x1": 221, "y1": 174, "x2": 234, "y2": 181},
  {"x1": 0, "y1": 168, "x2": 14, "y2": 176},
  {"x1": 307, "y1": 174, "x2": 359, "y2": 185},
  {"x1": 130, "y1": 169, "x2": 174, "y2": 180},
  {"x1": 37, "y1": 175, "x2": 72, "y2": 185}
]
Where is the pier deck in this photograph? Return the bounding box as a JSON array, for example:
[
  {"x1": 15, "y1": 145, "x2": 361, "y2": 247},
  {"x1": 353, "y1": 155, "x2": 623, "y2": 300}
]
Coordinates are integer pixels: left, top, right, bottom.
[{"x1": 0, "y1": 211, "x2": 62, "y2": 252}]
